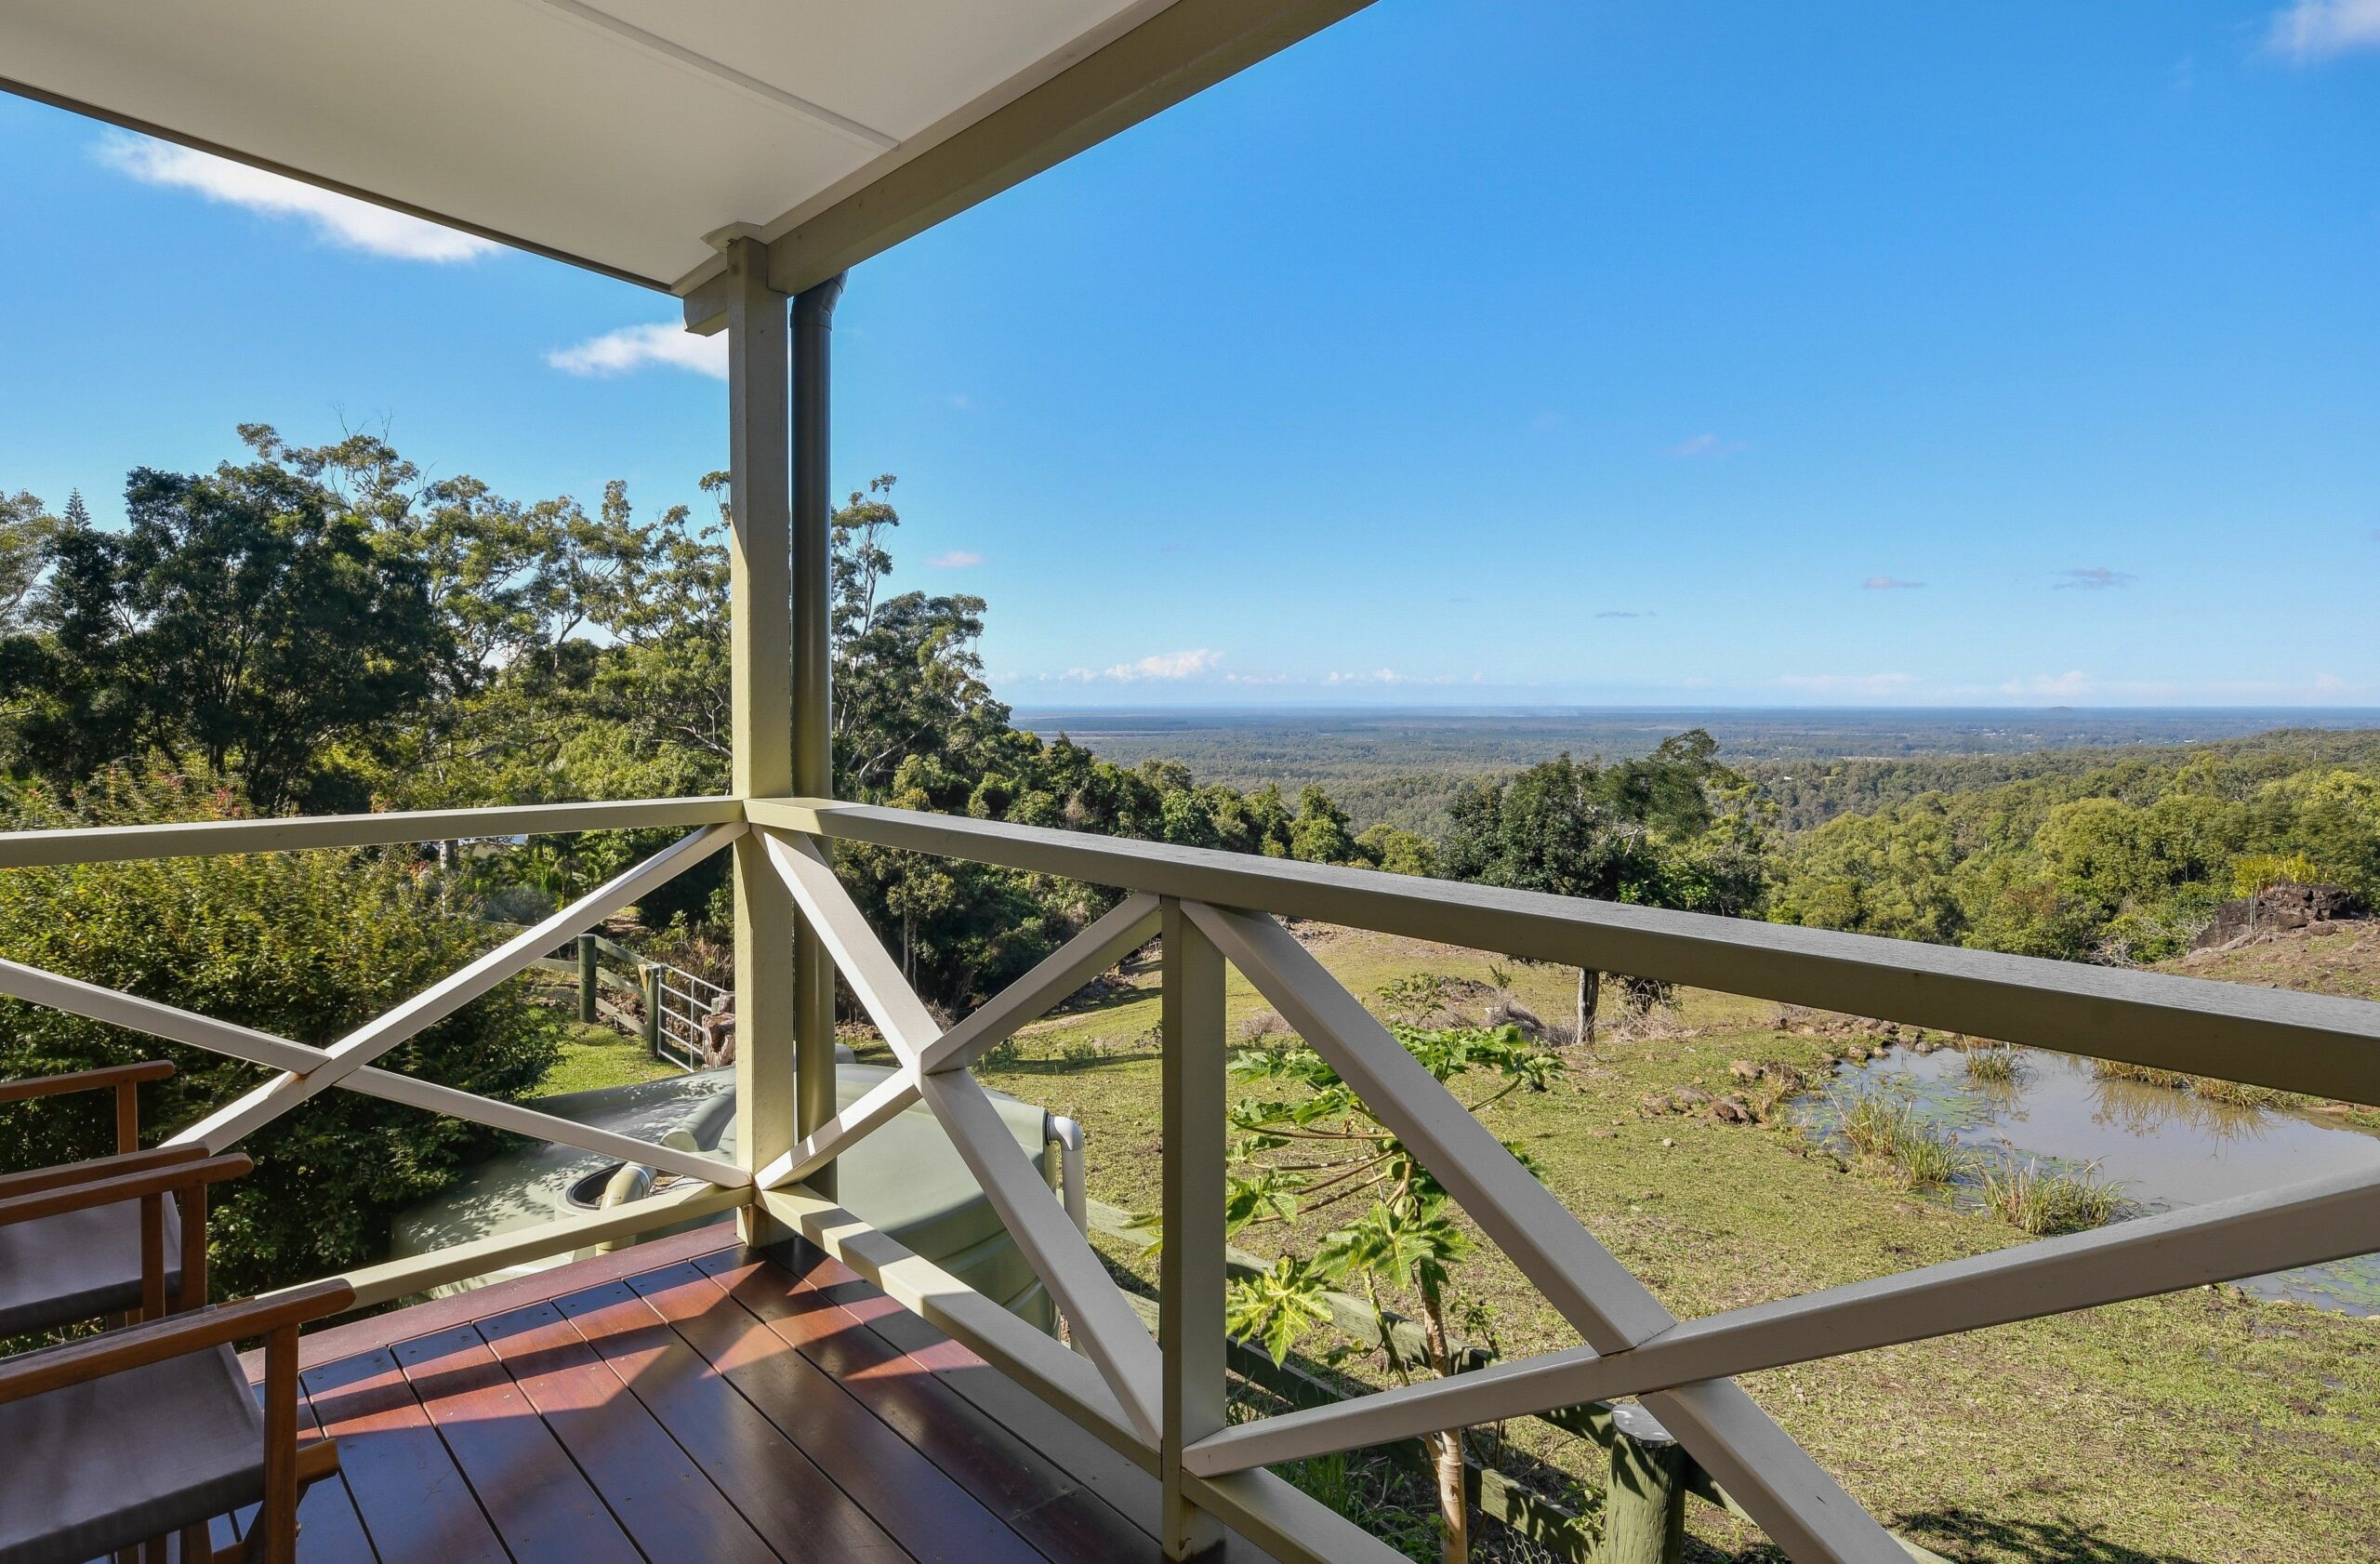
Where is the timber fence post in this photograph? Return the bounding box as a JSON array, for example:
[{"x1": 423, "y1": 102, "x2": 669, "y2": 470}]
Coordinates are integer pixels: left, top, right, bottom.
[
  {"x1": 641, "y1": 963, "x2": 664, "y2": 1059},
  {"x1": 577, "y1": 934, "x2": 599, "y2": 1025},
  {"x1": 1600, "y1": 1403, "x2": 1687, "y2": 1564}
]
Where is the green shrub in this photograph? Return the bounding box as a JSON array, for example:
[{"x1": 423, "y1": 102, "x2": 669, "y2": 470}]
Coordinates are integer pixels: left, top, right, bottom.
[{"x1": 0, "y1": 770, "x2": 561, "y2": 1296}]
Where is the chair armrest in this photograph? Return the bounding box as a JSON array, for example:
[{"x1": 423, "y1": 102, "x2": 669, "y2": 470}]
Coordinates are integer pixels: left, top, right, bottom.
[
  {"x1": 0, "y1": 1279, "x2": 356, "y2": 1405},
  {"x1": 0, "y1": 1152, "x2": 251, "y2": 1228},
  {"x1": 0, "y1": 1143, "x2": 210, "y2": 1200},
  {"x1": 0, "y1": 1060, "x2": 174, "y2": 1104}
]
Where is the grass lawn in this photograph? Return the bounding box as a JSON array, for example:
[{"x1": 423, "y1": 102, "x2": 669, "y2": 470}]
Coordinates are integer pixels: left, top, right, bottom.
[
  {"x1": 533, "y1": 1018, "x2": 685, "y2": 1096},
  {"x1": 969, "y1": 926, "x2": 2380, "y2": 1564}
]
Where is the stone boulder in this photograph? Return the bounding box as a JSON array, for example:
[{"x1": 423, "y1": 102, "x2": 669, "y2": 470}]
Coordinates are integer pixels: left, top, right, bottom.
[{"x1": 2193, "y1": 882, "x2": 2368, "y2": 950}]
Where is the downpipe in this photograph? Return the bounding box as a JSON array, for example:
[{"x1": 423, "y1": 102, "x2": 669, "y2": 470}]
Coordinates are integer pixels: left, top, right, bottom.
[{"x1": 1043, "y1": 1112, "x2": 1087, "y2": 1235}]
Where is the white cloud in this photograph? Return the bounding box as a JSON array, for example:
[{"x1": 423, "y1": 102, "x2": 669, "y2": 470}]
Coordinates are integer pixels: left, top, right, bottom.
[
  {"x1": 94, "y1": 133, "x2": 497, "y2": 261},
  {"x1": 1595, "y1": 610, "x2": 1652, "y2": 619},
  {"x1": 548, "y1": 324, "x2": 728, "y2": 380},
  {"x1": 1862, "y1": 576, "x2": 1925, "y2": 590},
  {"x1": 1104, "y1": 648, "x2": 1221, "y2": 682},
  {"x1": 925, "y1": 550, "x2": 983, "y2": 569},
  {"x1": 2269, "y1": 0, "x2": 2380, "y2": 59},
  {"x1": 1668, "y1": 432, "x2": 1747, "y2": 458}
]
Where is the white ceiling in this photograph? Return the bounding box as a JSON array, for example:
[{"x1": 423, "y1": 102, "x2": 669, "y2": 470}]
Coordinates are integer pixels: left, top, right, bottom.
[{"x1": 0, "y1": 0, "x2": 1169, "y2": 289}]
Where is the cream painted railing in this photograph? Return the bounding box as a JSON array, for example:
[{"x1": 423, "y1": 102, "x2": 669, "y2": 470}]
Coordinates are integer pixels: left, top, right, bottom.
[{"x1": 6, "y1": 793, "x2": 2378, "y2": 1564}]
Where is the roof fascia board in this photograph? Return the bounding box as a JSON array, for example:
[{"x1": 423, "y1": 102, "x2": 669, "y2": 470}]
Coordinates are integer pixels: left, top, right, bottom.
[{"x1": 681, "y1": 0, "x2": 1376, "y2": 330}]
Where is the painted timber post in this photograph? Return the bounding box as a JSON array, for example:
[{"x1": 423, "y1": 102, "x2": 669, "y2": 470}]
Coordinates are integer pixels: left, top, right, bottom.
[
  {"x1": 721, "y1": 234, "x2": 798, "y2": 1242},
  {"x1": 1159, "y1": 897, "x2": 1228, "y2": 1558},
  {"x1": 1600, "y1": 1403, "x2": 1688, "y2": 1564},
  {"x1": 791, "y1": 271, "x2": 844, "y2": 1200}
]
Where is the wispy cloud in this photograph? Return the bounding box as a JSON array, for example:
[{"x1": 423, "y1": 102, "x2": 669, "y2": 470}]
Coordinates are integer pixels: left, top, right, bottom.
[
  {"x1": 94, "y1": 133, "x2": 498, "y2": 262},
  {"x1": 1668, "y1": 432, "x2": 1747, "y2": 458},
  {"x1": 1528, "y1": 411, "x2": 1567, "y2": 432},
  {"x1": 925, "y1": 550, "x2": 983, "y2": 569},
  {"x1": 548, "y1": 324, "x2": 728, "y2": 380},
  {"x1": 1771, "y1": 672, "x2": 1919, "y2": 697},
  {"x1": 1998, "y1": 671, "x2": 2095, "y2": 699},
  {"x1": 1322, "y1": 668, "x2": 1459, "y2": 687},
  {"x1": 2056, "y1": 566, "x2": 2136, "y2": 590},
  {"x1": 2268, "y1": 0, "x2": 2380, "y2": 59},
  {"x1": 1594, "y1": 610, "x2": 1651, "y2": 619},
  {"x1": 1862, "y1": 576, "x2": 1925, "y2": 590}
]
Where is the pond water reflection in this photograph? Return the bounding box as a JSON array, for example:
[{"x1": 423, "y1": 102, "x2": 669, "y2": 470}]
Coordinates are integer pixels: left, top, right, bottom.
[{"x1": 1809, "y1": 1044, "x2": 2380, "y2": 1314}]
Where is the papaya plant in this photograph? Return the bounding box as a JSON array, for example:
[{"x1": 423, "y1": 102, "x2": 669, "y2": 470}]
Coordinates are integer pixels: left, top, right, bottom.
[{"x1": 1223, "y1": 979, "x2": 1558, "y2": 1564}]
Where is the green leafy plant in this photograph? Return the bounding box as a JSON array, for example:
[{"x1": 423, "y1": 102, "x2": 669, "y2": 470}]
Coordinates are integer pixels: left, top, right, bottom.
[
  {"x1": 0, "y1": 769, "x2": 561, "y2": 1296},
  {"x1": 1219, "y1": 1004, "x2": 1557, "y2": 1564}
]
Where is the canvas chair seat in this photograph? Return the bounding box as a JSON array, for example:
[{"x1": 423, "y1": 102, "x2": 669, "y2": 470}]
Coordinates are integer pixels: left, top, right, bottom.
[
  {"x1": 0, "y1": 1192, "x2": 182, "y2": 1337},
  {"x1": 0, "y1": 1335, "x2": 260, "y2": 1564}
]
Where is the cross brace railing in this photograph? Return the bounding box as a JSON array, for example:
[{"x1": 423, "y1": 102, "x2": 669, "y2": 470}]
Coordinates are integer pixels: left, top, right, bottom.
[{"x1": 1, "y1": 792, "x2": 2373, "y2": 1564}]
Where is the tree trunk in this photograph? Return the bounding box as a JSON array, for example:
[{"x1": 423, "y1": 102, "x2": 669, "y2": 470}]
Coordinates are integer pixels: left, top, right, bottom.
[
  {"x1": 1417, "y1": 1277, "x2": 1468, "y2": 1564},
  {"x1": 1576, "y1": 966, "x2": 1602, "y2": 1046},
  {"x1": 1431, "y1": 1429, "x2": 1468, "y2": 1564}
]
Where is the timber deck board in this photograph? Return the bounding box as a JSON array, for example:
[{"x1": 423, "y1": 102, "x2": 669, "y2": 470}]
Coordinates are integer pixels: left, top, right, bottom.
[{"x1": 226, "y1": 1240, "x2": 1279, "y2": 1564}]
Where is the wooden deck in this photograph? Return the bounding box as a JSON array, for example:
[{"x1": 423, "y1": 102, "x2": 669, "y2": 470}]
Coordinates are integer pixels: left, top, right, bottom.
[{"x1": 220, "y1": 1230, "x2": 1280, "y2": 1564}]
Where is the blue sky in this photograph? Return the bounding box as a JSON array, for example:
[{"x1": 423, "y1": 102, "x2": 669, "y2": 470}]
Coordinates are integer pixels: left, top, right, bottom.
[{"x1": 2, "y1": 0, "x2": 2376, "y2": 709}]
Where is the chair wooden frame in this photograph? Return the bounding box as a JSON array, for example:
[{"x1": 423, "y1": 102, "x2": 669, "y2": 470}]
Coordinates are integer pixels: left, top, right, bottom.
[
  {"x1": 0, "y1": 1058, "x2": 175, "y2": 1158},
  {"x1": 0, "y1": 1152, "x2": 251, "y2": 1327},
  {"x1": 0, "y1": 1061, "x2": 235, "y2": 1327},
  {"x1": 0, "y1": 1278, "x2": 352, "y2": 1564}
]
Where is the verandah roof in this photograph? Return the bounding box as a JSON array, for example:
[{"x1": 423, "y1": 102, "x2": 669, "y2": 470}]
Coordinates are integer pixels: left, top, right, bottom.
[{"x1": 0, "y1": 0, "x2": 1365, "y2": 296}]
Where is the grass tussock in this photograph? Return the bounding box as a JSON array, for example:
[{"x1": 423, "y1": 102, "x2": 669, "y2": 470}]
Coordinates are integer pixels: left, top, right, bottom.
[
  {"x1": 1962, "y1": 1045, "x2": 2022, "y2": 1085},
  {"x1": 2092, "y1": 1056, "x2": 2307, "y2": 1110},
  {"x1": 1838, "y1": 1095, "x2": 1971, "y2": 1188},
  {"x1": 1977, "y1": 1159, "x2": 2128, "y2": 1235}
]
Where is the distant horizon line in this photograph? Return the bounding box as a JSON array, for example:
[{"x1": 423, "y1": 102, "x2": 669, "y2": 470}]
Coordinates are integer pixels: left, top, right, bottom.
[{"x1": 1007, "y1": 702, "x2": 2380, "y2": 717}]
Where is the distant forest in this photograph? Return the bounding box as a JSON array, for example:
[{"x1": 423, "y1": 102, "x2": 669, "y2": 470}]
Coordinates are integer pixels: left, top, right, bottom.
[
  {"x1": 1029, "y1": 709, "x2": 2380, "y2": 839},
  {"x1": 1048, "y1": 715, "x2": 2380, "y2": 968}
]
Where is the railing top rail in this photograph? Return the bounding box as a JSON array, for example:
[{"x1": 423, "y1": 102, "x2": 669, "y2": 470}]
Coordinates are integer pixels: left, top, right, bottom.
[
  {"x1": 750, "y1": 796, "x2": 2380, "y2": 1105},
  {"x1": 0, "y1": 795, "x2": 742, "y2": 871}
]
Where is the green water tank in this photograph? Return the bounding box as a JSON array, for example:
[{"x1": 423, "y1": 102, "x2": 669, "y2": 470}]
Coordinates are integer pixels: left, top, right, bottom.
[{"x1": 388, "y1": 1063, "x2": 1057, "y2": 1331}]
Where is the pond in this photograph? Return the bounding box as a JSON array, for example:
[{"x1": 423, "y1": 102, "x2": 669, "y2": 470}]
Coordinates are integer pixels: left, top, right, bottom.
[{"x1": 1805, "y1": 1043, "x2": 2380, "y2": 1315}]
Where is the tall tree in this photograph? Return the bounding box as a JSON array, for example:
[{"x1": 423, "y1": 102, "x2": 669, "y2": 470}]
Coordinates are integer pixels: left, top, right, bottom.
[
  {"x1": 2, "y1": 457, "x2": 441, "y2": 811},
  {"x1": 1440, "y1": 736, "x2": 1768, "y2": 1041},
  {"x1": 0, "y1": 490, "x2": 64, "y2": 632}
]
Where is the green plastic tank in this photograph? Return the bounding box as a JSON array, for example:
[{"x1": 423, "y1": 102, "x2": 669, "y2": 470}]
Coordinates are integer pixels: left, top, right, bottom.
[{"x1": 389, "y1": 1063, "x2": 1057, "y2": 1331}]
